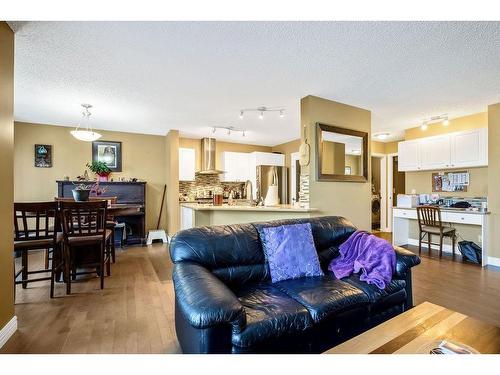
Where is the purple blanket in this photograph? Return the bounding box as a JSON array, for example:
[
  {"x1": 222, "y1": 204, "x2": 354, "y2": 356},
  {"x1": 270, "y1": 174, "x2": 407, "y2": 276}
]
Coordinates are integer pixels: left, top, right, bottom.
[{"x1": 328, "y1": 230, "x2": 396, "y2": 289}]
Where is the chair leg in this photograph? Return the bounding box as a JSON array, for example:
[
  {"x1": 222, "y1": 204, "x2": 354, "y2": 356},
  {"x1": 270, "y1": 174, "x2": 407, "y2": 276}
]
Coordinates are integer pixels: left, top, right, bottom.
[
  {"x1": 100, "y1": 243, "x2": 105, "y2": 290},
  {"x1": 418, "y1": 232, "x2": 422, "y2": 255},
  {"x1": 50, "y1": 251, "x2": 55, "y2": 299},
  {"x1": 45, "y1": 248, "x2": 50, "y2": 269},
  {"x1": 452, "y1": 234, "x2": 456, "y2": 259},
  {"x1": 106, "y1": 241, "x2": 111, "y2": 277},
  {"x1": 427, "y1": 233, "x2": 432, "y2": 256},
  {"x1": 111, "y1": 230, "x2": 116, "y2": 263},
  {"x1": 21, "y1": 251, "x2": 28, "y2": 289},
  {"x1": 65, "y1": 245, "x2": 71, "y2": 295},
  {"x1": 439, "y1": 234, "x2": 443, "y2": 258}
]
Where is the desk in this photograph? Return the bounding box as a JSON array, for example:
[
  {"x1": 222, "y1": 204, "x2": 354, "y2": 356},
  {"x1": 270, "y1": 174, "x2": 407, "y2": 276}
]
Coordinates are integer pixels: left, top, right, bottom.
[{"x1": 392, "y1": 207, "x2": 490, "y2": 266}]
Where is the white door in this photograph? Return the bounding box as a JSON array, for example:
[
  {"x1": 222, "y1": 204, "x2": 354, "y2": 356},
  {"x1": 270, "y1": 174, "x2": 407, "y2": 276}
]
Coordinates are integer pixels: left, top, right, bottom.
[
  {"x1": 450, "y1": 128, "x2": 488, "y2": 168},
  {"x1": 397, "y1": 140, "x2": 420, "y2": 171},
  {"x1": 179, "y1": 148, "x2": 196, "y2": 181},
  {"x1": 419, "y1": 136, "x2": 451, "y2": 170}
]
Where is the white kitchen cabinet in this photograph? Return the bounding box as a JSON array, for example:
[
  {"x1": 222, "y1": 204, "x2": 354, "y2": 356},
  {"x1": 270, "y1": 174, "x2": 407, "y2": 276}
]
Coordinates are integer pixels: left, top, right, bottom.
[
  {"x1": 179, "y1": 148, "x2": 196, "y2": 181},
  {"x1": 450, "y1": 128, "x2": 488, "y2": 168},
  {"x1": 250, "y1": 152, "x2": 285, "y2": 166},
  {"x1": 398, "y1": 140, "x2": 420, "y2": 171},
  {"x1": 398, "y1": 128, "x2": 488, "y2": 172},
  {"x1": 419, "y1": 135, "x2": 451, "y2": 170},
  {"x1": 221, "y1": 152, "x2": 251, "y2": 182}
]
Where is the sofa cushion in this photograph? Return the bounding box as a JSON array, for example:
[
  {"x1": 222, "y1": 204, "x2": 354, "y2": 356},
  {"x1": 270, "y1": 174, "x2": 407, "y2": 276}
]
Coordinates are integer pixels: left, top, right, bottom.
[
  {"x1": 342, "y1": 273, "x2": 407, "y2": 312},
  {"x1": 259, "y1": 223, "x2": 324, "y2": 283},
  {"x1": 232, "y1": 282, "x2": 314, "y2": 348},
  {"x1": 274, "y1": 275, "x2": 369, "y2": 323}
]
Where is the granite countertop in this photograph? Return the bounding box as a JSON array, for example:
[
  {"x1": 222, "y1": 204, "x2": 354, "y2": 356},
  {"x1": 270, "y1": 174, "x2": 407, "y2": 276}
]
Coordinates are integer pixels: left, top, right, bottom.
[
  {"x1": 394, "y1": 206, "x2": 490, "y2": 215},
  {"x1": 180, "y1": 203, "x2": 317, "y2": 213}
]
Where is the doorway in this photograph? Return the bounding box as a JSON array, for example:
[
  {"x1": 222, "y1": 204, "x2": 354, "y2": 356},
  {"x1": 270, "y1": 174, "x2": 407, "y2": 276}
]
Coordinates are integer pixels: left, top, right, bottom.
[
  {"x1": 387, "y1": 153, "x2": 406, "y2": 232},
  {"x1": 371, "y1": 153, "x2": 387, "y2": 232}
]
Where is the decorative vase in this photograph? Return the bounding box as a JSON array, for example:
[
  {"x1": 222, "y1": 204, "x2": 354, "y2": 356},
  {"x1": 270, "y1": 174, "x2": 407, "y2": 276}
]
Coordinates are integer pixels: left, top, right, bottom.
[
  {"x1": 72, "y1": 189, "x2": 91, "y2": 202},
  {"x1": 98, "y1": 173, "x2": 110, "y2": 182}
]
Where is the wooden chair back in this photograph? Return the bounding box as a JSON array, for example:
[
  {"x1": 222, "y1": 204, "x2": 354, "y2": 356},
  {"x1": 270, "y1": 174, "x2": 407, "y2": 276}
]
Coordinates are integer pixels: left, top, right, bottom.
[
  {"x1": 417, "y1": 205, "x2": 443, "y2": 229},
  {"x1": 14, "y1": 202, "x2": 59, "y2": 242},
  {"x1": 60, "y1": 201, "x2": 107, "y2": 240},
  {"x1": 55, "y1": 196, "x2": 117, "y2": 205}
]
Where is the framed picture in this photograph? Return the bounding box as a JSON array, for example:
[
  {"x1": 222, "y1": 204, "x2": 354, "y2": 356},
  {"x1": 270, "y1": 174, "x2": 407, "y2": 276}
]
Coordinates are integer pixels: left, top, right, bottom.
[
  {"x1": 34, "y1": 144, "x2": 52, "y2": 168},
  {"x1": 92, "y1": 140, "x2": 122, "y2": 172}
]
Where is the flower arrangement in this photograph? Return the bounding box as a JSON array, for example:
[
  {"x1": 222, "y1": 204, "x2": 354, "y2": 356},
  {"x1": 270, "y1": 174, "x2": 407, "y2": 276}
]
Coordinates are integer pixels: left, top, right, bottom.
[{"x1": 86, "y1": 161, "x2": 111, "y2": 181}]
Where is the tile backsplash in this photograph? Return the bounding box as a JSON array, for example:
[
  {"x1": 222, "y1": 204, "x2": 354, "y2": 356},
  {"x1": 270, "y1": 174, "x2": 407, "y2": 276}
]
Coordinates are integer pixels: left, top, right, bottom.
[{"x1": 179, "y1": 174, "x2": 245, "y2": 200}]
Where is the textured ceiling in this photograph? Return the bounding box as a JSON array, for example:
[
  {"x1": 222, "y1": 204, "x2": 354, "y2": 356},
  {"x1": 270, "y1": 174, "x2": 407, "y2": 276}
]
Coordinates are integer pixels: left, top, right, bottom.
[{"x1": 9, "y1": 21, "x2": 500, "y2": 145}]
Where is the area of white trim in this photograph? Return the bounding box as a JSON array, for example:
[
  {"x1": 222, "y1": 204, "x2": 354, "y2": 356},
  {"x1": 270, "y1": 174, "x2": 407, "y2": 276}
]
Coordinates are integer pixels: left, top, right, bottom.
[
  {"x1": 0, "y1": 316, "x2": 17, "y2": 349},
  {"x1": 487, "y1": 257, "x2": 500, "y2": 267},
  {"x1": 407, "y1": 238, "x2": 455, "y2": 254}
]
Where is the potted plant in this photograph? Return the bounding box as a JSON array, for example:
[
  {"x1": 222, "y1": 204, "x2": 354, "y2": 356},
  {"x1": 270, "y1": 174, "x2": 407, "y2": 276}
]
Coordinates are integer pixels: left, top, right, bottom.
[
  {"x1": 86, "y1": 161, "x2": 112, "y2": 182},
  {"x1": 72, "y1": 183, "x2": 93, "y2": 202}
]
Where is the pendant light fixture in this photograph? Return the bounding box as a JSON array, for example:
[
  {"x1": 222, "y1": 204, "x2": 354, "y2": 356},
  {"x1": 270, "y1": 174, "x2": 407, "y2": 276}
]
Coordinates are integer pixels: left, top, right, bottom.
[{"x1": 70, "y1": 104, "x2": 102, "y2": 142}]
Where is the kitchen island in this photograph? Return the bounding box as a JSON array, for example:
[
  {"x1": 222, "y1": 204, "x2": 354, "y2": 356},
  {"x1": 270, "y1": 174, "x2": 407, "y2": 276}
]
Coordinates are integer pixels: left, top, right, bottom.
[{"x1": 180, "y1": 203, "x2": 318, "y2": 230}]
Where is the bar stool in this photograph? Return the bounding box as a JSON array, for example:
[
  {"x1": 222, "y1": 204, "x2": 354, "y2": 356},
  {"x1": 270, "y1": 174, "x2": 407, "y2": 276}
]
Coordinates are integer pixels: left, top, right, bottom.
[
  {"x1": 14, "y1": 202, "x2": 64, "y2": 298},
  {"x1": 417, "y1": 205, "x2": 457, "y2": 258}
]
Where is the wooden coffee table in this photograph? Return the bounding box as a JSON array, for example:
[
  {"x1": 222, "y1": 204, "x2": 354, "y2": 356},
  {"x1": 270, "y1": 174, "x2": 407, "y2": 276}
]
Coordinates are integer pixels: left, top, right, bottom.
[{"x1": 325, "y1": 302, "x2": 500, "y2": 354}]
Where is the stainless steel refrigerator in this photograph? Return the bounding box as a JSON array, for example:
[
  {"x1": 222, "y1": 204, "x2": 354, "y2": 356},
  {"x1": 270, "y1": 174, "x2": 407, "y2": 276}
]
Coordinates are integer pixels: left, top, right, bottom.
[{"x1": 256, "y1": 165, "x2": 288, "y2": 205}]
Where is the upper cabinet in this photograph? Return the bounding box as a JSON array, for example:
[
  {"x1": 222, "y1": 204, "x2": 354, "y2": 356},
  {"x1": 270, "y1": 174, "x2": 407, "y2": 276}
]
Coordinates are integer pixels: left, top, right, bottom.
[
  {"x1": 398, "y1": 140, "x2": 420, "y2": 171},
  {"x1": 419, "y1": 135, "x2": 451, "y2": 170},
  {"x1": 179, "y1": 148, "x2": 196, "y2": 181},
  {"x1": 450, "y1": 128, "x2": 488, "y2": 168},
  {"x1": 398, "y1": 128, "x2": 488, "y2": 172},
  {"x1": 220, "y1": 152, "x2": 251, "y2": 182},
  {"x1": 250, "y1": 151, "x2": 285, "y2": 167}
]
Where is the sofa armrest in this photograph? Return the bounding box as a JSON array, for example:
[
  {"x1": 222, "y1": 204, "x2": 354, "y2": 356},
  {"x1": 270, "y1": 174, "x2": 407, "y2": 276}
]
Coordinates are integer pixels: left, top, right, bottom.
[
  {"x1": 172, "y1": 262, "x2": 246, "y2": 331},
  {"x1": 394, "y1": 246, "x2": 421, "y2": 279}
]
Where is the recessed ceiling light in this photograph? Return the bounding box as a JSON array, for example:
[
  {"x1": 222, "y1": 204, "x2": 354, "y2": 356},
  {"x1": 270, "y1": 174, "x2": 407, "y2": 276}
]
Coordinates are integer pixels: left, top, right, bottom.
[
  {"x1": 375, "y1": 132, "x2": 390, "y2": 140},
  {"x1": 421, "y1": 122, "x2": 428, "y2": 131},
  {"x1": 443, "y1": 118, "x2": 450, "y2": 126}
]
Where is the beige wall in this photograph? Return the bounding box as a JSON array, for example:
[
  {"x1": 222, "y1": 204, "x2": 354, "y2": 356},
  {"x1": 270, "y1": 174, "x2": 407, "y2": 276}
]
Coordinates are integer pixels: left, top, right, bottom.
[
  {"x1": 179, "y1": 137, "x2": 272, "y2": 172},
  {"x1": 402, "y1": 112, "x2": 488, "y2": 197},
  {"x1": 405, "y1": 167, "x2": 488, "y2": 197},
  {"x1": 371, "y1": 140, "x2": 399, "y2": 155},
  {"x1": 165, "y1": 130, "x2": 180, "y2": 236},
  {"x1": 488, "y1": 104, "x2": 500, "y2": 258},
  {"x1": 14, "y1": 122, "x2": 167, "y2": 231},
  {"x1": 0, "y1": 22, "x2": 15, "y2": 331},
  {"x1": 301, "y1": 95, "x2": 372, "y2": 230}
]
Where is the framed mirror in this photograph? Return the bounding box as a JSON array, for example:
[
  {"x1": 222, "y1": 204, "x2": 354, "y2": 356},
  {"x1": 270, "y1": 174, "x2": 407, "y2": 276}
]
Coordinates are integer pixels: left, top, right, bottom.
[{"x1": 316, "y1": 123, "x2": 368, "y2": 182}]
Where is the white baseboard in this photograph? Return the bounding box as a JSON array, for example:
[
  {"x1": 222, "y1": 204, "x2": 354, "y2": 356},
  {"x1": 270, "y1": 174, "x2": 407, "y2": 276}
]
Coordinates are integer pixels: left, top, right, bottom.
[
  {"x1": 407, "y1": 238, "x2": 455, "y2": 254},
  {"x1": 0, "y1": 316, "x2": 17, "y2": 349},
  {"x1": 487, "y1": 257, "x2": 500, "y2": 267}
]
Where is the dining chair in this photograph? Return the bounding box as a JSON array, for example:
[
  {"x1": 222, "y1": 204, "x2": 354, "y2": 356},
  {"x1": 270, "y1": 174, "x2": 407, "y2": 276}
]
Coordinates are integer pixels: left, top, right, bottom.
[
  {"x1": 56, "y1": 196, "x2": 118, "y2": 263},
  {"x1": 90, "y1": 196, "x2": 118, "y2": 263},
  {"x1": 13, "y1": 202, "x2": 64, "y2": 298},
  {"x1": 59, "y1": 200, "x2": 112, "y2": 294},
  {"x1": 416, "y1": 205, "x2": 457, "y2": 258}
]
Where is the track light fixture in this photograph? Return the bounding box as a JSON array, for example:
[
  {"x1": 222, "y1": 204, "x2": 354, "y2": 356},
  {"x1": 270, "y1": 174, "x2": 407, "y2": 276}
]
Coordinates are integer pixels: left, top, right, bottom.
[
  {"x1": 420, "y1": 114, "x2": 449, "y2": 131},
  {"x1": 238, "y1": 106, "x2": 286, "y2": 120},
  {"x1": 211, "y1": 126, "x2": 246, "y2": 137}
]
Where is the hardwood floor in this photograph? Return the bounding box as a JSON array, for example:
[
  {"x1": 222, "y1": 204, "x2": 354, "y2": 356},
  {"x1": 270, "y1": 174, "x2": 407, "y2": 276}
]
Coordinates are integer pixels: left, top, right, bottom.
[
  {"x1": 374, "y1": 231, "x2": 500, "y2": 327},
  {"x1": 2, "y1": 233, "x2": 500, "y2": 353},
  {"x1": 1, "y1": 244, "x2": 181, "y2": 354}
]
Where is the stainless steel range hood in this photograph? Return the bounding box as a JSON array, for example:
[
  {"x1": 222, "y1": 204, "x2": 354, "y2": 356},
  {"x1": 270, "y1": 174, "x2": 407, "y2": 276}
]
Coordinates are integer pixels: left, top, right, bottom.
[{"x1": 197, "y1": 138, "x2": 224, "y2": 175}]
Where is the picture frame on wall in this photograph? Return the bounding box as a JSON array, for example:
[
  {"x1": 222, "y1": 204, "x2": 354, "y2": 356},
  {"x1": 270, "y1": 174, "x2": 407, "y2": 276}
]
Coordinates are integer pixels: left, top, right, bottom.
[
  {"x1": 92, "y1": 140, "x2": 122, "y2": 172},
  {"x1": 34, "y1": 144, "x2": 52, "y2": 168}
]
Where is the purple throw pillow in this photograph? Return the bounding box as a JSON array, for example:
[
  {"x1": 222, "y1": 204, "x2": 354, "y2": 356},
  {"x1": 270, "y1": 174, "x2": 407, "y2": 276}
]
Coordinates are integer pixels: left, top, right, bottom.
[{"x1": 259, "y1": 223, "x2": 324, "y2": 283}]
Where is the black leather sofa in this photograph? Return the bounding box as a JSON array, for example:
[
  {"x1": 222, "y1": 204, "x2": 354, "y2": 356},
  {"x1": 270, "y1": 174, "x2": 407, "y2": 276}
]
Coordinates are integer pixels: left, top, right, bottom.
[{"x1": 170, "y1": 216, "x2": 421, "y2": 353}]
